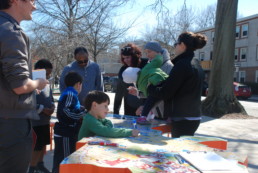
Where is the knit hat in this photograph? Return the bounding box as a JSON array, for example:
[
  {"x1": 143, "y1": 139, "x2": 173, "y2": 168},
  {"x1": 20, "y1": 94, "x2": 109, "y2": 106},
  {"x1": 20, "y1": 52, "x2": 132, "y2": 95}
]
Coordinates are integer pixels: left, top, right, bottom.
[
  {"x1": 144, "y1": 41, "x2": 163, "y2": 53},
  {"x1": 122, "y1": 67, "x2": 141, "y2": 83}
]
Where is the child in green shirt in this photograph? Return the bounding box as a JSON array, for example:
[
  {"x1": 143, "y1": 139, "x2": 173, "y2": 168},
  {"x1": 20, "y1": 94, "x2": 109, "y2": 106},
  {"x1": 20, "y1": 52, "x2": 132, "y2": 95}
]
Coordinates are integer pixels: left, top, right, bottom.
[{"x1": 78, "y1": 91, "x2": 139, "y2": 140}]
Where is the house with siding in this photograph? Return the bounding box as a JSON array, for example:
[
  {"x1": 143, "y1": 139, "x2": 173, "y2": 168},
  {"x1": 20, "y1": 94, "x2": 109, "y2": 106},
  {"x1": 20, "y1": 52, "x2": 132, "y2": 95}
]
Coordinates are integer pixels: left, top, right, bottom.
[{"x1": 195, "y1": 14, "x2": 258, "y2": 83}]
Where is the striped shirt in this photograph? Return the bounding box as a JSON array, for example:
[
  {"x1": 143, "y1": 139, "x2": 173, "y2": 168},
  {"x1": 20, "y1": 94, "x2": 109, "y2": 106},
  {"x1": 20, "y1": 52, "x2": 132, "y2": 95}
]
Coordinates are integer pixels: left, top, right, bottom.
[{"x1": 54, "y1": 87, "x2": 86, "y2": 137}]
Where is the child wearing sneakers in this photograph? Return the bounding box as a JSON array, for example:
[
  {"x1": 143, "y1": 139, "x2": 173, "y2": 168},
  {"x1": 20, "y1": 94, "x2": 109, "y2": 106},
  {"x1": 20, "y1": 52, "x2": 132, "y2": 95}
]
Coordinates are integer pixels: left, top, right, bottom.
[
  {"x1": 29, "y1": 59, "x2": 55, "y2": 173},
  {"x1": 78, "y1": 90, "x2": 139, "y2": 140},
  {"x1": 52, "y1": 72, "x2": 86, "y2": 173}
]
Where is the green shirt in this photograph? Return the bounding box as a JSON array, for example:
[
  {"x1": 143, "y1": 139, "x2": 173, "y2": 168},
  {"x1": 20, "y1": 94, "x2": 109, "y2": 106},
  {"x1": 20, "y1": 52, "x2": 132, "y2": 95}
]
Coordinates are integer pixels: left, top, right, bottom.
[
  {"x1": 137, "y1": 54, "x2": 168, "y2": 97},
  {"x1": 78, "y1": 113, "x2": 133, "y2": 140}
]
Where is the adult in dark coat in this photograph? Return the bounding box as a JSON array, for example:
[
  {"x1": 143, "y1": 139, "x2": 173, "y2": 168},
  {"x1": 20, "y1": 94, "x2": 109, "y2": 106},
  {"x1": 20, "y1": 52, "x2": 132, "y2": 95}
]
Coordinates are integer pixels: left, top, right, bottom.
[
  {"x1": 148, "y1": 32, "x2": 207, "y2": 137},
  {"x1": 113, "y1": 43, "x2": 148, "y2": 116}
]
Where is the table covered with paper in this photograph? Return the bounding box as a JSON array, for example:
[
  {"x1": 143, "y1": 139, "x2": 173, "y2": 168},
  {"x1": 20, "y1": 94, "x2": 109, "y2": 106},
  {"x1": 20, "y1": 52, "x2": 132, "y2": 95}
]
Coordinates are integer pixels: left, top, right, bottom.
[{"x1": 60, "y1": 114, "x2": 248, "y2": 173}]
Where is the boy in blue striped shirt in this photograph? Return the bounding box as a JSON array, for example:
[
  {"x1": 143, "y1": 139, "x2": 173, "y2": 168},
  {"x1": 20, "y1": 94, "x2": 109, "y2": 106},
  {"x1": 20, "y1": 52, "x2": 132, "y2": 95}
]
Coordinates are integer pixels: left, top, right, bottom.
[{"x1": 52, "y1": 72, "x2": 86, "y2": 173}]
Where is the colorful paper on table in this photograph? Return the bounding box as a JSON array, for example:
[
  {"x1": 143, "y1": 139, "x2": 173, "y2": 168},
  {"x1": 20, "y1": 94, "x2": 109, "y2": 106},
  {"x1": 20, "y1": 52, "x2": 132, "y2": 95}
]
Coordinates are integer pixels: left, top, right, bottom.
[
  {"x1": 67, "y1": 135, "x2": 247, "y2": 173},
  {"x1": 65, "y1": 115, "x2": 247, "y2": 173},
  {"x1": 63, "y1": 136, "x2": 202, "y2": 173}
]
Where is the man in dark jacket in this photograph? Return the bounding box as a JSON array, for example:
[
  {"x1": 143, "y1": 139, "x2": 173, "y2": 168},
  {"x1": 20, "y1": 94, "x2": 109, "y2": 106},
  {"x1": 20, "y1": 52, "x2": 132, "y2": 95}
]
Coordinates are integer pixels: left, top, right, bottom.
[{"x1": 0, "y1": 1, "x2": 48, "y2": 172}]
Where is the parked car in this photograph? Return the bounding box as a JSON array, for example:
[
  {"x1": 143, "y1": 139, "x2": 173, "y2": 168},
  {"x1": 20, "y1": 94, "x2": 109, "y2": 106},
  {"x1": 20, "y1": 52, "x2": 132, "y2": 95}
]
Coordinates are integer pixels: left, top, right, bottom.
[
  {"x1": 104, "y1": 76, "x2": 118, "y2": 92},
  {"x1": 205, "y1": 82, "x2": 252, "y2": 100},
  {"x1": 103, "y1": 76, "x2": 110, "y2": 83},
  {"x1": 233, "y1": 82, "x2": 252, "y2": 100},
  {"x1": 109, "y1": 76, "x2": 118, "y2": 92}
]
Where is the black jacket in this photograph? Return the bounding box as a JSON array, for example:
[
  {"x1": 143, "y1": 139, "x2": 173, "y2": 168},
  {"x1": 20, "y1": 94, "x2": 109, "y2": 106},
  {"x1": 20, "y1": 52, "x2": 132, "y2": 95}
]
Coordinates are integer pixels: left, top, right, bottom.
[
  {"x1": 113, "y1": 58, "x2": 148, "y2": 115},
  {"x1": 148, "y1": 51, "x2": 204, "y2": 118}
]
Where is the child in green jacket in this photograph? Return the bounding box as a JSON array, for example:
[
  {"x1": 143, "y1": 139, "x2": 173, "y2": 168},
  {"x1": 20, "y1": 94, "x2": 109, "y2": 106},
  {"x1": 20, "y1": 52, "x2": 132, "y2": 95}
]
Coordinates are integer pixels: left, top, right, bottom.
[
  {"x1": 123, "y1": 41, "x2": 169, "y2": 120},
  {"x1": 78, "y1": 91, "x2": 139, "y2": 140}
]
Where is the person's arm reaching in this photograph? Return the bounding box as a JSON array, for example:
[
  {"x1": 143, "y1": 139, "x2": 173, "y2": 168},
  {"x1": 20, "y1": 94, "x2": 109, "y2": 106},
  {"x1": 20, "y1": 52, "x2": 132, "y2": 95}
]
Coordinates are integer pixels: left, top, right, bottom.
[
  {"x1": 13, "y1": 78, "x2": 48, "y2": 95},
  {"x1": 88, "y1": 118, "x2": 139, "y2": 138},
  {"x1": 102, "y1": 119, "x2": 113, "y2": 128}
]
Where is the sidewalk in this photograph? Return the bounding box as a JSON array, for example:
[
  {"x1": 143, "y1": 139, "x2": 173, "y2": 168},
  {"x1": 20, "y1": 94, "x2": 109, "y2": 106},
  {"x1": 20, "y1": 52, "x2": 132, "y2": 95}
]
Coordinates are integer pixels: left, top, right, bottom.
[
  {"x1": 248, "y1": 94, "x2": 258, "y2": 101},
  {"x1": 196, "y1": 116, "x2": 258, "y2": 173},
  {"x1": 44, "y1": 92, "x2": 258, "y2": 173}
]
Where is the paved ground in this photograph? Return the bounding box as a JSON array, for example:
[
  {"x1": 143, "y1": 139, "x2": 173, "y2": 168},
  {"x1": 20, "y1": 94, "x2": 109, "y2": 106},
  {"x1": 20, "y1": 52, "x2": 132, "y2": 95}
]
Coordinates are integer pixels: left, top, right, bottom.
[
  {"x1": 196, "y1": 117, "x2": 258, "y2": 173},
  {"x1": 44, "y1": 92, "x2": 258, "y2": 173},
  {"x1": 240, "y1": 96, "x2": 258, "y2": 117}
]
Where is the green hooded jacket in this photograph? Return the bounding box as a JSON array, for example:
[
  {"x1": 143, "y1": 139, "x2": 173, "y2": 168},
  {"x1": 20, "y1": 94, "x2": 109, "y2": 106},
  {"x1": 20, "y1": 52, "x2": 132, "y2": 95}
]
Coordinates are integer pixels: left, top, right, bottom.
[{"x1": 136, "y1": 55, "x2": 168, "y2": 97}]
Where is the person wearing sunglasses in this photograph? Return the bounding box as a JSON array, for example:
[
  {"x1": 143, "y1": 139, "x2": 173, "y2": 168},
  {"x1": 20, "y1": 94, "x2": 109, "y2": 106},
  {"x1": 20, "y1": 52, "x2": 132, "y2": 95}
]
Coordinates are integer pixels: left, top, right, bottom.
[
  {"x1": 147, "y1": 32, "x2": 207, "y2": 138},
  {"x1": 59, "y1": 47, "x2": 104, "y2": 104},
  {"x1": 0, "y1": 0, "x2": 49, "y2": 172}
]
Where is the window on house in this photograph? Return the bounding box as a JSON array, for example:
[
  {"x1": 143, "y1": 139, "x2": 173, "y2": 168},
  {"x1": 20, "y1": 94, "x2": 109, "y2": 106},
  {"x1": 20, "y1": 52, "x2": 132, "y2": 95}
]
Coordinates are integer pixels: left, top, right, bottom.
[
  {"x1": 236, "y1": 26, "x2": 240, "y2": 38},
  {"x1": 256, "y1": 70, "x2": 258, "y2": 83},
  {"x1": 210, "y1": 51, "x2": 213, "y2": 60},
  {"x1": 211, "y1": 31, "x2": 215, "y2": 42},
  {"x1": 239, "y1": 71, "x2": 246, "y2": 83},
  {"x1": 233, "y1": 72, "x2": 237, "y2": 82},
  {"x1": 241, "y1": 24, "x2": 248, "y2": 37},
  {"x1": 199, "y1": 52, "x2": 205, "y2": 61},
  {"x1": 235, "y1": 49, "x2": 238, "y2": 61},
  {"x1": 240, "y1": 47, "x2": 247, "y2": 61}
]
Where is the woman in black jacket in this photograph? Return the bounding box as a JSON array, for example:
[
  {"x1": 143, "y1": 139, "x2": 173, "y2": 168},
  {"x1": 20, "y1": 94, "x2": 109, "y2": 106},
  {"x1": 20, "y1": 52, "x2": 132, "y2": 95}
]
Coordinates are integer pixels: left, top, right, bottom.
[
  {"x1": 148, "y1": 32, "x2": 207, "y2": 137},
  {"x1": 113, "y1": 43, "x2": 148, "y2": 116}
]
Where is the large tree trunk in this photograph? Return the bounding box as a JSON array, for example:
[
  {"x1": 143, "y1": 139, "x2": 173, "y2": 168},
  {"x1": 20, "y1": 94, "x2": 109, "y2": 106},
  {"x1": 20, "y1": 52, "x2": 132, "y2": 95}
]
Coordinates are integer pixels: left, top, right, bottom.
[{"x1": 202, "y1": 0, "x2": 247, "y2": 117}]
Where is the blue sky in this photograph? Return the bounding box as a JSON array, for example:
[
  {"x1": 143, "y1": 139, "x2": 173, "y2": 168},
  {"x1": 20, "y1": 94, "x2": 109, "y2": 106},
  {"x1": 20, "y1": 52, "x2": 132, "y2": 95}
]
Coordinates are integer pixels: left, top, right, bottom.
[
  {"x1": 115, "y1": 0, "x2": 258, "y2": 38},
  {"x1": 22, "y1": 0, "x2": 258, "y2": 38}
]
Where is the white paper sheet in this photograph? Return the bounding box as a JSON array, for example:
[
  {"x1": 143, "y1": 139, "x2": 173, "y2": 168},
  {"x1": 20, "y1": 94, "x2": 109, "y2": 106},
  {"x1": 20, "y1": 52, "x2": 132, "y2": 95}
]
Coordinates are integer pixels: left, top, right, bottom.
[
  {"x1": 179, "y1": 151, "x2": 246, "y2": 173},
  {"x1": 32, "y1": 69, "x2": 46, "y2": 80}
]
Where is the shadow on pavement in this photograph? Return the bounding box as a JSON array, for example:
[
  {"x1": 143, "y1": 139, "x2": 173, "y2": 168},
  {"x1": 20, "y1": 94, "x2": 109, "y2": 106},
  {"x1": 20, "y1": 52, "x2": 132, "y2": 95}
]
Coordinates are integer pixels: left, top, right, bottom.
[{"x1": 201, "y1": 116, "x2": 215, "y2": 123}]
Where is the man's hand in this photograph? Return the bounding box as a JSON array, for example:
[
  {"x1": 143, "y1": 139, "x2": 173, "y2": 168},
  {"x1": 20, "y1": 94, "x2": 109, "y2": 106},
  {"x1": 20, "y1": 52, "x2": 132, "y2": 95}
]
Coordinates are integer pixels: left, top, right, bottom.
[
  {"x1": 36, "y1": 78, "x2": 49, "y2": 90},
  {"x1": 13, "y1": 78, "x2": 49, "y2": 95}
]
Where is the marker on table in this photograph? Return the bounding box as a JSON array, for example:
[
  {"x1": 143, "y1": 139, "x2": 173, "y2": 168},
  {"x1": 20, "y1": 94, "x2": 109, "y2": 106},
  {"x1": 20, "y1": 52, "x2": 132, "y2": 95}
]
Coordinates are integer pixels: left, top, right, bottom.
[
  {"x1": 174, "y1": 154, "x2": 186, "y2": 164},
  {"x1": 132, "y1": 119, "x2": 137, "y2": 129},
  {"x1": 88, "y1": 141, "x2": 118, "y2": 147}
]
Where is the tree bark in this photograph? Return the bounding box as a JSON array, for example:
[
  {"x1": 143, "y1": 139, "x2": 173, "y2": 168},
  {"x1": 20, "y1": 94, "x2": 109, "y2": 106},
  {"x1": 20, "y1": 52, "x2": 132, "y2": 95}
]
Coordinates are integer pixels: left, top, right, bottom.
[{"x1": 201, "y1": 0, "x2": 247, "y2": 117}]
